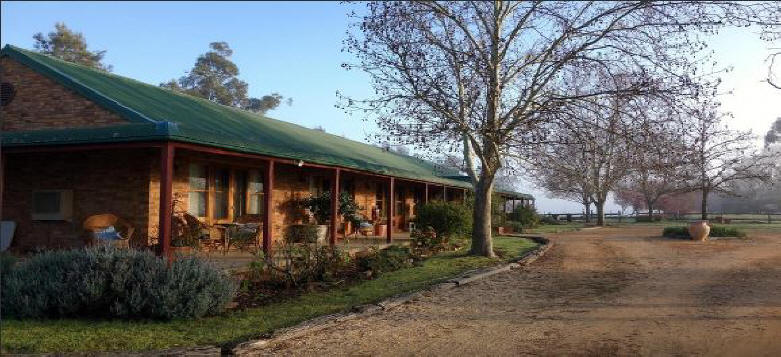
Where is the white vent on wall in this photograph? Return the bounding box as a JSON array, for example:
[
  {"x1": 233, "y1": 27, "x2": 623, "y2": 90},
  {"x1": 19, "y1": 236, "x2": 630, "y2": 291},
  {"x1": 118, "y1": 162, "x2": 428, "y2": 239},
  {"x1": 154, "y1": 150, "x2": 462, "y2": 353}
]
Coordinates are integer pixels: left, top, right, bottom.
[{"x1": 31, "y1": 190, "x2": 73, "y2": 221}]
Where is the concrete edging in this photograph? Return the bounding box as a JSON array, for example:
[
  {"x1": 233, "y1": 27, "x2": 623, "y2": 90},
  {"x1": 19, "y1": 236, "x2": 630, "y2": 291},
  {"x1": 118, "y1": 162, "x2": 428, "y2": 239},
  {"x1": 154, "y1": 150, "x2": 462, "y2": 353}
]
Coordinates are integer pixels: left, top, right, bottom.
[{"x1": 229, "y1": 235, "x2": 553, "y2": 354}]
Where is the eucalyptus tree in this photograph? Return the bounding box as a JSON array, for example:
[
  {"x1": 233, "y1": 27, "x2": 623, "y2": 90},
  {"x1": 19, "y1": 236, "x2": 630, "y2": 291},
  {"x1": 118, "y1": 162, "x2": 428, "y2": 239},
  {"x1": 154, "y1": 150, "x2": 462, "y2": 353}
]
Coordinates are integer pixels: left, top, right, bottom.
[{"x1": 344, "y1": 1, "x2": 779, "y2": 256}]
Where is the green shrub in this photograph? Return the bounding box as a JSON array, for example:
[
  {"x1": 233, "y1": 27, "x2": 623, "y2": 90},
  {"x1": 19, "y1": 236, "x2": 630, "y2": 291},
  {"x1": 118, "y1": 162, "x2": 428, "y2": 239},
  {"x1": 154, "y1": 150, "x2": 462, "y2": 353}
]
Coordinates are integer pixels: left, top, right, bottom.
[
  {"x1": 662, "y1": 225, "x2": 747, "y2": 239},
  {"x1": 539, "y1": 215, "x2": 562, "y2": 225},
  {"x1": 414, "y1": 201, "x2": 472, "y2": 239},
  {"x1": 255, "y1": 243, "x2": 351, "y2": 288},
  {"x1": 285, "y1": 224, "x2": 319, "y2": 243},
  {"x1": 1, "y1": 246, "x2": 236, "y2": 320},
  {"x1": 0, "y1": 252, "x2": 16, "y2": 278},
  {"x1": 711, "y1": 226, "x2": 747, "y2": 238},
  {"x1": 662, "y1": 226, "x2": 689, "y2": 238},
  {"x1": 636, "y1": 215, "x2": 663, "y2": 222},
  {"x1": 507, "y1": 221, "x2": 525, "y2": 234},
  {"x1": 356, "y1": 246, "x2": 415, "y2": 276},
  {"x1": 509, "y1": 205, "x2": 539, "y2": 228},
  {"x1": 410, "y1": 227, "x2": 447, "y2": 256}
]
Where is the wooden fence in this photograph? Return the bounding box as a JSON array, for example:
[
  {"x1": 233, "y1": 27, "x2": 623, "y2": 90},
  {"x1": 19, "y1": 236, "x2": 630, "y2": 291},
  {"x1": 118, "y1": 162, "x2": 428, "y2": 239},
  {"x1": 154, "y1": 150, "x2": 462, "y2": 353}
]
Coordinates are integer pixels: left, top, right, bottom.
[{"x1": 541, "y1": 212, "x2": 781, "y2": 224}]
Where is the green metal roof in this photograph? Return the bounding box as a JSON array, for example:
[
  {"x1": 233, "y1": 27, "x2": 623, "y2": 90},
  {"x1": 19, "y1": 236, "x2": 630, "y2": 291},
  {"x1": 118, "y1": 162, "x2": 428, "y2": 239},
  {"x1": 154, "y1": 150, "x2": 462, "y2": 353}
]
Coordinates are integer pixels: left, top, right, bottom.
[{"x1": 0, "y1": 45, "x2": 531, "y2": 198}]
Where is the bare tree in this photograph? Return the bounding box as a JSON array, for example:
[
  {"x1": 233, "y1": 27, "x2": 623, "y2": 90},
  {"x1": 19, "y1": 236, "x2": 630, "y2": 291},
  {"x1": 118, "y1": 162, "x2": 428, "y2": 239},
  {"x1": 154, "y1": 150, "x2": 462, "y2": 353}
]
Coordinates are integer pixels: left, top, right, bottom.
[
  {"x1": 526, "y1": 143, "x2": 595, "y2": 222},
  {"x1": 343, "y1": 1, "x2": 779, "y2": 256},
  {"x1": 768, "y1": 51, "x2": 781, "y2": 89},
  {"x1": 620, "y1": 104, "x2": 691, "y2": 219},
  {"x1": 684, "y1": 101, "x2": 777, "y2": 220}
]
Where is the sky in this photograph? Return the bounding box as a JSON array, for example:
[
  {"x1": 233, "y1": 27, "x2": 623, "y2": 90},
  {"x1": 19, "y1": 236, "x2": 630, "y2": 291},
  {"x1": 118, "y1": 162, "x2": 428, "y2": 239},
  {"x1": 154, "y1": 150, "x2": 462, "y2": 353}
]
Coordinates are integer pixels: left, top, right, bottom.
[{"x1": 2, "y1": 1, "x2": 779, "y2": 214}]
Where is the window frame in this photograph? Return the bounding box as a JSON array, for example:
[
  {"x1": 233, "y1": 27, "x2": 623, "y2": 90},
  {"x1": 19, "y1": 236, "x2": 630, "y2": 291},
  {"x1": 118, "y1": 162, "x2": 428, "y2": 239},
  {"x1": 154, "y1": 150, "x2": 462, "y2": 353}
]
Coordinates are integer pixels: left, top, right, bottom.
[{"x1": 186, "y1": 161, "x2": 266, "y2": 224}]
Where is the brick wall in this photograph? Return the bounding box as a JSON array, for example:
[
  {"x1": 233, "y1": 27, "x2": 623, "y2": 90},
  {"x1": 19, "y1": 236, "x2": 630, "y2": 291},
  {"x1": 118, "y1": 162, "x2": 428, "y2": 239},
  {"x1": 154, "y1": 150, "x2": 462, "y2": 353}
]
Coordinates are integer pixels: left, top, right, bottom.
[
  {"x1": 2, "y1": 147, "x2": 437, "y2": 251},
  {"x1": 0, "y1": 57, "x2": 127, "y2": 131},
  {"x1": 2, "y1": 150, "x2": 154, "y2": 251}
]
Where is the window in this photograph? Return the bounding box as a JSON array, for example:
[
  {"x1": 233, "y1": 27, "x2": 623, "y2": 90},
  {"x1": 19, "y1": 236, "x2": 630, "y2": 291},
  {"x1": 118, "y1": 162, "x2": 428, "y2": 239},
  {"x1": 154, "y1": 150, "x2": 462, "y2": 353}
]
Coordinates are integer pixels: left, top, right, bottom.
[
  {"x1": 213, "y1": 168, "x2": 230, "y2": 220},
  {"x1": 375, "y1": 182, "x2": 386, "y2": 218},
  {"x1": 340, "y1": 178, "x2": 355, "y2": 199},
  {"x1": 31, "y1": 190, "x2": 73, "y2": 221},
  {"x1": 308, "y1": 176, "x2": 330, "y2": 196},
  {"x1": 234, "y1": 171, "x2": 247, "y2": 217},
  {"x1": 187, "y1": 164, "x2": 208, "y2": 217},
  {"x1": 395, "y1": 187, "x2": 405, "y2": 216},
  {"x1": 187, "y1": 164, "x2": 266, "y2": 221},
  {"x1": 247, "y1": 170, "x2": 264, "y2": 215}
]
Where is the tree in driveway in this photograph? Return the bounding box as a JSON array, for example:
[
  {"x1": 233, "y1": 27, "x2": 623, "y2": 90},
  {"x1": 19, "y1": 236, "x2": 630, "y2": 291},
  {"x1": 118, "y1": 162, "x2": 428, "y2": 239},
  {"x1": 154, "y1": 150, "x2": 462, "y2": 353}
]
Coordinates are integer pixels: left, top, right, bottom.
[
  {"x1": 683, "y1": 100, "x2": 777, "y2": 220},
  {"x1": 161, "y1": 42, "x2": 289, "y2": 114},
  {"x1": 528, "y1": 79, "x2": 641, "y2": 227},
  {"x1": 343, "y1": 1, "x2": 779, "y2": 256},
  {"x1": 619, "y1": 103, "x2": 691, "y2": 219},
  {"x1": 33, "y1": 22, "x2": 112, "y2": 71},
  {"x1": 525, "y1": 134, "x2": 595, "y2": 223}
]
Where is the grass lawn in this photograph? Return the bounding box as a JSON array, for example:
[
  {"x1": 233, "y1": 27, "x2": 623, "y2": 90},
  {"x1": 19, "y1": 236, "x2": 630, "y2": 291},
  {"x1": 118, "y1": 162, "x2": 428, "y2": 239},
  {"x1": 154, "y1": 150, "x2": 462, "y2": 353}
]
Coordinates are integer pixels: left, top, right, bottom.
[
  {"x1": 1, "y1": 236, "x2": 538, "y2": 353},
  {"x1": 613, "y1": 221, "x2": 781, "y2": 232},
  {"x1": 524, "y1": 222, "x2": 584, "y2": 234}
]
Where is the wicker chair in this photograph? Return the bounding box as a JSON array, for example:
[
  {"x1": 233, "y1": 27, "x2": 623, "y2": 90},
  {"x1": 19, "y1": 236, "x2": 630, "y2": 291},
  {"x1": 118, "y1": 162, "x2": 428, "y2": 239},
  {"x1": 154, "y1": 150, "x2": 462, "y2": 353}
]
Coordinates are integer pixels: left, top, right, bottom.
[{"x1": 83, "y1": 214, "x2": 134, "y2": 248}]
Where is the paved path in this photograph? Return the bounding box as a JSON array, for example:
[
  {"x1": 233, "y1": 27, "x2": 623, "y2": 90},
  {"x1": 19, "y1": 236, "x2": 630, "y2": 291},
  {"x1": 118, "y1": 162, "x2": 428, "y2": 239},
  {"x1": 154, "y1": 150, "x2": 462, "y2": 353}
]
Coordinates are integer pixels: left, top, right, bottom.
[{"x1": 246, "y1": 226, "x2": 781, "y2": 356}]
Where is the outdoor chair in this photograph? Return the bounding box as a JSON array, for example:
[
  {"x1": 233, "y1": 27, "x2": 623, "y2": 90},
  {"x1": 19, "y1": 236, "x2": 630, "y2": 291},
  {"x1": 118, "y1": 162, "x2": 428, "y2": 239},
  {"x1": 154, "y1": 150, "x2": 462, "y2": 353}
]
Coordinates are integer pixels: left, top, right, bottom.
[
  {"x1": 223, "y1": 214, "x2": 262, "y2": 253},
  {"x1": 83, "y1": 214, "x2": 134, "y2": 248}
]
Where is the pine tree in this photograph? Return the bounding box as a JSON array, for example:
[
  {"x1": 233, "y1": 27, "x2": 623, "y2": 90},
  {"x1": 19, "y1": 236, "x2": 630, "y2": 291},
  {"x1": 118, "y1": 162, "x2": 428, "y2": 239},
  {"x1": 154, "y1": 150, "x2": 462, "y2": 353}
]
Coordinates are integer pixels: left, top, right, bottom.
[
  {"x1": 161, "y1": 42, "x2": 287, "y2": 114},
  {"x1": 33, "y1": 22, "x2": 112, "y2": 71}
]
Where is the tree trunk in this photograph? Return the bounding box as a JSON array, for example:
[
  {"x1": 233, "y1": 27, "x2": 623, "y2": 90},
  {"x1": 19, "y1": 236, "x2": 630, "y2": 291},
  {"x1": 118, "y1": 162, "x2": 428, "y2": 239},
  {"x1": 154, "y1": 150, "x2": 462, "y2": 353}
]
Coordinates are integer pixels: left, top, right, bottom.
[
  {"x1": 701, "y1": 189, "x2": 708, "y2": 220},
  {"x1": 596, "y1": 200, "x2": 606, "y2": 226},
  {"x1": 583, "y1": 201, "x2": 591, "y2": 223},
  {"x1": 470, "y1": 176, "x2": 496, "y2": 257},
  {"x1": 647, "y1": 203, "x2": 654, "y2": 220}
]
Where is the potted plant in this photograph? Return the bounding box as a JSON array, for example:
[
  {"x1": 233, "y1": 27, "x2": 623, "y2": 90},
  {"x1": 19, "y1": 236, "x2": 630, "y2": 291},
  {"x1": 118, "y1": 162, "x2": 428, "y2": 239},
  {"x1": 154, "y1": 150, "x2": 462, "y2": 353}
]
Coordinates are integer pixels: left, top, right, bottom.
[
  {"x1": 301, "y1": 191, "x2": 331, "y2": 243},
  {"x1": 339, "y1": 192, "x2": 363, "y2": 237}
]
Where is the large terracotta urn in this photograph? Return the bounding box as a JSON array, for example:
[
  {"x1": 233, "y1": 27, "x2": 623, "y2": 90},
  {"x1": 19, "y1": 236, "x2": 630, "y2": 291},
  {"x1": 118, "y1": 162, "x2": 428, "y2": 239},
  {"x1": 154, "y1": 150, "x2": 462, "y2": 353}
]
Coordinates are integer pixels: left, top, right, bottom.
[{"x1": 688, "y1": 220, "x2": 711, "y2": 241}]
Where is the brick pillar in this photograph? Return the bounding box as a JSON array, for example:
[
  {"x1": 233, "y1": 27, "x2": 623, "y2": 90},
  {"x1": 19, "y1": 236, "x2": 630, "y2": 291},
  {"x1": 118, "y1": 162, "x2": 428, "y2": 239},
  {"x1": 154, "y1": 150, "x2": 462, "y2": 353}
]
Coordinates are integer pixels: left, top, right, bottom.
[
  {"x1": 387, "y1": 177, "x2": 394, "y2": 243},
  {"x1": 330, "y1": 168, "x2": 340, "y2": 246},
  {"x1": 158, "y1": 143, "x2": 174, "y2": 260},
  {"x1": 263, "y1": 160, "x2": 274, "y2": 255}
]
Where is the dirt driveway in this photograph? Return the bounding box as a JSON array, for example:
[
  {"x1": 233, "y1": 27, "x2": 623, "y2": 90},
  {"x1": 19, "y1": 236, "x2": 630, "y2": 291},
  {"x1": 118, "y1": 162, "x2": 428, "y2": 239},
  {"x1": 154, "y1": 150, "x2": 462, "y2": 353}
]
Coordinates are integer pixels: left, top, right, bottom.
[{"x1": 249, "y1": 226, "x2": 781, "y2": 356}]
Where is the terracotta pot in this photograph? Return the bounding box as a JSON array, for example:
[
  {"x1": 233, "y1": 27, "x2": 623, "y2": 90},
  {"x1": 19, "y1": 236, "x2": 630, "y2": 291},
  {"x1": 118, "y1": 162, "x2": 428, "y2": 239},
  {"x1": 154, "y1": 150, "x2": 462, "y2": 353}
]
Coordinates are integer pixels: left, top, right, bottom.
[
  {"x1": 688, "y1": 220, "x2": 711, "y2": 241},
  {"x1": 374, "y1": 224, "x2": 387, "y2": 237}
]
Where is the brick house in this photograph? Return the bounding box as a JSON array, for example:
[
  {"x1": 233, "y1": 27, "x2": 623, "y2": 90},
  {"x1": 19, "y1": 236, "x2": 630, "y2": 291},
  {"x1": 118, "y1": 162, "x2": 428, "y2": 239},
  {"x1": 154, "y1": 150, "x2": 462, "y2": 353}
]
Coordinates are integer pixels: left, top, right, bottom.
[{"x1": 0, "y1": 45, "x2": 533, "y2": 256}]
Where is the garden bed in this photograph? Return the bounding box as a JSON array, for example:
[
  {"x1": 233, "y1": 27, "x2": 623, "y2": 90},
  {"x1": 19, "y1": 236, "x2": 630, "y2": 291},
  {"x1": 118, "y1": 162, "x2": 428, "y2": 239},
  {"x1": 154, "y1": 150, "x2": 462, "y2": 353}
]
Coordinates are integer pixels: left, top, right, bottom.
[
  {"x1": 1, "y1": 236, "x2": 538, "y2": 353},
  {"x1": 662, "y1": 225, "x2": 747, "y2": 239}
]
